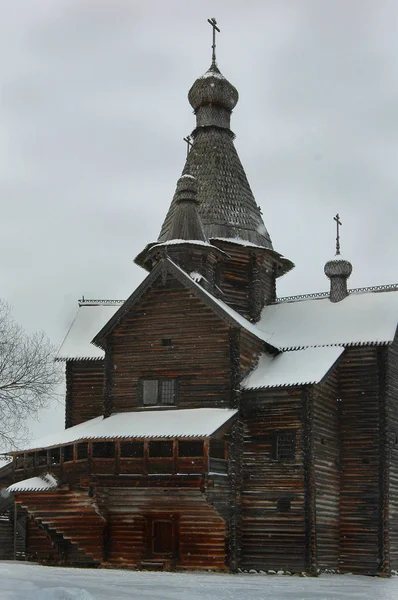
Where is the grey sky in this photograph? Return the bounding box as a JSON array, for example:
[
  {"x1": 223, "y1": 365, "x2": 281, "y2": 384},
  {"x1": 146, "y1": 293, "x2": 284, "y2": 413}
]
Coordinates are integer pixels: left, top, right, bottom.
[{"x1": 0, "y1": 0, "x2": 397, "y2": 440}]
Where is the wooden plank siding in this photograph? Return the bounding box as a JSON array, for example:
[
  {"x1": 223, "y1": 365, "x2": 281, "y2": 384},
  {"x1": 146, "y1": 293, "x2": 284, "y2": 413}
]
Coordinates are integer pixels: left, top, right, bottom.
[
  {"x1": 338, "y1": 346, "x2": 385, "y2": 574},
  {"x1": 239, "y1": 387, "x2": 307, "y2": 572},
  {"x1": 96, "y1": 487, "x2": 227, "y2": 570},
  {"x1": 211, "y1": 241, "x2": 277, "y2": 321},
  {"x1": 15, "y1": 491, "x2": 105, "y2": 565},
  {"x1": 65, "y1": 360, "x2": 105, "y2": 428},
  {"x1": 108, "y1": 275, "x2": 232, "y2": 413},
  {"x1": 312, "y1": 368, "x2": 340, "y2": 571},
  {"x1": 387, "y1": 328, "x2": 398, "y2": 571}
]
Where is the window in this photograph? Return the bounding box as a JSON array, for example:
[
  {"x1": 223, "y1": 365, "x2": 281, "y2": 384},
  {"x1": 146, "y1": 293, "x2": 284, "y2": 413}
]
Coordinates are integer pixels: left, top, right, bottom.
[
  {"x1": 178, "y1": 440, "x2": 203, "y2": 457},
  {"x1": 273, "y1": 431, "x2": 296, "y2": 461},
  {"x1": 50, "y1": 448, "x2": 60, "y2": 465},
  {"x1": 277, "y1": 498, "x2": 291, "y2": 512},
  {"x1": 35, "y1": 451, "x2": 47, "y2": 467},
  {"x1": 63, "y1": 445, "x2": 74, "y2": 462},
  {"x1": 209, "y1": 440, "x2": 225, "y2": 459},
  {"x1": 149, "y1": 441, "x2": 173, "y2": 458},
  {"x1": 93, "y1": 442, "x2": 115, "y2": 459},
  {"x1": 77, "y1": 443, "x2": 88, "y2": 460},
  {"x1": 161, "y1": 338, "x2": 172, "y2": 347},
  {"x1": 120, "y1": 442, "x2": 144, "y2": 458},
  {"x1": 15, "y1": 455, "x2": 24, "y2": 470},
  {"x1": 142, "y1": 379, "x2": 177, "y2": 406}
]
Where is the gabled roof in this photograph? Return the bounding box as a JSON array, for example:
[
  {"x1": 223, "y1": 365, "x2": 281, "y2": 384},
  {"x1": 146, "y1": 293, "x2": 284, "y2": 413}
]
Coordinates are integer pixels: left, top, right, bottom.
[
  {"x1": 92, "y1": 258, "x2": 278, "y2": 350},
  {"x1": 255, "y1": 287, "x2": 398, "y2": 350},
  {"x1": 56, "y1": 301, "x2": 123, "y2": 361},
  {"x1": 242, "y1": 346, "x2": 344, "y2": 389},
  {"x1": 10, "y1": 409, "x2": 238, "y2": 453}
]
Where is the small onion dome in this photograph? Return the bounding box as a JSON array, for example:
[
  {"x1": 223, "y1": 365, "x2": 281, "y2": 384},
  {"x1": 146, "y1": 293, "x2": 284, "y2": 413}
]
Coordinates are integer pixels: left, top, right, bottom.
[
  {"x1": 324, "y1": 255, "x2": 353, "y2": 303},
  {"x1": 324, "y1": 256, "x2": 353, "y2": 279},
  {"x1": 188, "y1": 63, "x2": 239, "y2": 112},
  {"x1": 175, "y1": 173, "x2": 199, "y2": 204}
]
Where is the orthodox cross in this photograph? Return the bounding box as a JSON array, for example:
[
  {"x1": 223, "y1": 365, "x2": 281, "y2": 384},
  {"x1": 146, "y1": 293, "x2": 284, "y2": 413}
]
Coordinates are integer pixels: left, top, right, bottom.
[
  {"x1": 334, "y1": 213, "x2": 342, "y2": 255},
  {"x1": 183, "y1": 135, "x2": 193, "y2": 158},
  {"x1": 207, "y1": 17, "x2": 220, "y2": 65}
]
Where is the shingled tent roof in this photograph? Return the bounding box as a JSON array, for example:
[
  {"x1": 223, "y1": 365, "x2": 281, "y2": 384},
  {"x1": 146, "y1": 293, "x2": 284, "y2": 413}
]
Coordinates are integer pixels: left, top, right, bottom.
[{"x1": 157, "y1": 62, "x2": 273, "y2": 249}]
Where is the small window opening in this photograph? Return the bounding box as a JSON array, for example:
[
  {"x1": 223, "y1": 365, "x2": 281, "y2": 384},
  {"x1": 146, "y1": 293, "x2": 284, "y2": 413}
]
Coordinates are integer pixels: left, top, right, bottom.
[
  {"x1": 77, "y1": 443, "x2": 88, "y2": 460},
  {"x1": 320, "y1": 438, "x2": 326, "y2": 446},
  {"x1": 63, "y1": 445, "x2": 74, "y2": 463},
  {"x1": 160, "y1": 380, "x2": 176, "y2": 405},
  {"x1": 161, "y1": 338, "x2": 172, "y2": 347},
  {"x1": 93, "y1": 442, "x2": 115, "y2": 459},
  {"x1": 35, "y1": 450, "x2": 47, "y2": 467},
  {"x1": 15, "y1": 455, "x2": 24, "y2": 470},
  {"x1": 209, "y1": 440, "x2": 225, "y2": 459},
  {"x1": 277, "y1": 498, "x2": 291, "y2": 512},
  {"x1": 362, "y1": 457, "x2": 370, "y2": 465},
  {"x1": 149, "y1": 441, "x2": 173, "y2": 458},
  {"x1": 26, "y1": 453, "x2": 34, "y2": 468},
  {"x1": 273, "y1": 431, "x2": 296, "y2": 461},
  {"x1": 120, "y1": 442, "x2": 144, "y2": 458},
  {"x1": 50, "y1": 448, "x2": 60, "y2": 465},
  {"x1": 178, "y1": 440, "x2": 203, "y2": 457}
]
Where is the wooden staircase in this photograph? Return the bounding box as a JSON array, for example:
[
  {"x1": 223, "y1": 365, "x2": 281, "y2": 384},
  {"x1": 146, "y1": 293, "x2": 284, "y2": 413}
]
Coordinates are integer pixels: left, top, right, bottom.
[{"x1": 15, "y1": 490, "x2": 106, "y2": 565}]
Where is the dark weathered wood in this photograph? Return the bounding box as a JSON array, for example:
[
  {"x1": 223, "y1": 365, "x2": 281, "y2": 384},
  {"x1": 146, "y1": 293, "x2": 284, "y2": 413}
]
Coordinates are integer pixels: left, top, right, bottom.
[
  {"x1": 339, "y1": 346, "x2": 384, "y2": 574},
  {"x1": 108, "y1": 275, "x2": 232, "y2": 413},
  {"x1": 312, "y1": 368, "x2": 340, "y2": 571},
  {"x1": 240, "y1": 387, "x2": 307, "y2": 572},
  {"x1": 211, "y1": 241, "x2": 278, "y2": 320},
  {"x1": 386, "y1": 327, "x2": 398, "y2": 571},
  {"x1": 65, "y1": 360, "x2": 105, "y2": 427}
]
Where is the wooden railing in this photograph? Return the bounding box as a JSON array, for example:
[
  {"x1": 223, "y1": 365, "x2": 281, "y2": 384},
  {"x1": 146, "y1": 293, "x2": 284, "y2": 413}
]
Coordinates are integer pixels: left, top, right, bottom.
[{"x1": 13, "y1": 442, "x2": 229, "y2": 480}]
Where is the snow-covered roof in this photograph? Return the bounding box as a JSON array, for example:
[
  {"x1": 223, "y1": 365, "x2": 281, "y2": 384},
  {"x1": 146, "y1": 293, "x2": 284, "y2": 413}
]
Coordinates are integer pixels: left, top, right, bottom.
[
  {"x1": 0, "y1": 457, "x2": 12, "y2": 470},
  {"x1": 242, "y1": 346, "x2": 344, "y2": 389},
  {"x1": 16, "y1": 408, "x2": 238, "y2": 452},
  {"x1": 56, "y1": 302, "x2": 123, "y2": 361},
  {"x1": 7, "y1": 473, "x2": 58, "y2": 493},
  {"x1": 255, "y1": 289, "x2": 398, "y2": 350}
]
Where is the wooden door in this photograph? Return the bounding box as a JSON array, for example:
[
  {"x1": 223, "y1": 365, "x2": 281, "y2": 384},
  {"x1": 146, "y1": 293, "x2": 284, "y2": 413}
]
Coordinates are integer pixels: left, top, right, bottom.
[{"x1": 146, "y1": 515, "x2": 178, "y2": 558}]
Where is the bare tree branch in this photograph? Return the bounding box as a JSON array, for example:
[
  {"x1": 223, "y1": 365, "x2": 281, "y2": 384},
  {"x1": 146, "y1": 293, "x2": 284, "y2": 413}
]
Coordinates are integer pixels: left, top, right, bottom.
[{"x1": 0, "y1": 300, "x2": 62, "y2": 449}]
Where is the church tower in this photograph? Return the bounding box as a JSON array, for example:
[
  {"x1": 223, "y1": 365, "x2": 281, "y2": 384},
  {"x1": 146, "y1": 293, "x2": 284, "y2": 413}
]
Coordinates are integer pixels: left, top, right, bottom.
[{"x1": 135, "y1": 19, "x2": 293, "y2": 321}]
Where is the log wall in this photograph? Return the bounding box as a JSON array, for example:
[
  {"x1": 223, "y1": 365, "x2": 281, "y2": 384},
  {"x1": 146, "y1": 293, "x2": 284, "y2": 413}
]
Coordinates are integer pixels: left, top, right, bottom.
[
  {"x1": 211, "y1": 241, "x2": 277, "y2": 321},
  {"x1": 0, "y1": 512, "x2": 13, "y2": 559},
  {"x1": 240, "y1": 387, "x2": 307, "y2": 572},
  {"x1": 339, "y1": 346, "x2": 383, "y2": 574},
  {"x1": 109, "y1": 276, "x2": 231, "y2": 413},
  {"x1": 312, "y1": 369, "x2": 340, "y2": 570},
  {"x1": 26, "y1": 517, "x2": 63, "y2": 563},
  {"x1": 96, "y1": 486, "x2": 227, "y2": 570},
  {"x1": 65, "y1": 360, "x2": 105, "y2": 428},
  {"x1": 387, "y1": 328, "x2": 398, "y2": 571}
]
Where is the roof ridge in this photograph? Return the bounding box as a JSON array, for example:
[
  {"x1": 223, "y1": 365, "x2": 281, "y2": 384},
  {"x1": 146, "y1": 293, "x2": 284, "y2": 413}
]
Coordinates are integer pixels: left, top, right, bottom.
[
  {"x1": 78, "y1": 299, "x2": 124, "y2": 307},
  {"x1": 275, "y1": 283, "x2": 398, "y2": 304}
]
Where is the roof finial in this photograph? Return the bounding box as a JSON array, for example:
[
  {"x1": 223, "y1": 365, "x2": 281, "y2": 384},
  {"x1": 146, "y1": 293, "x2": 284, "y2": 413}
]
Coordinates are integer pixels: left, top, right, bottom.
[
  {"x1": 334, "y1": 213, "x2": 342, "y2": 256},
  {"x1": 207, "y1": 17, "x2": 220, "y2": 66},
  {"x1": 183, "y1": 135, "x2": 193, "y2": 158}
]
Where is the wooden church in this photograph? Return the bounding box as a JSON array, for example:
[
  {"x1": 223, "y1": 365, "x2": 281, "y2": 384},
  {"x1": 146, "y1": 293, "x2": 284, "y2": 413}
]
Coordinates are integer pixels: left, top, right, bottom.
[{"x1": 2, "y1": 20, "x2": 398, "y2": 576}]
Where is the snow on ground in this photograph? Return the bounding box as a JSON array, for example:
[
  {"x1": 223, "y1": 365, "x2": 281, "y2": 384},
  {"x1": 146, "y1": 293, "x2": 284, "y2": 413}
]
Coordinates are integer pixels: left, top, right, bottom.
[{"x1": 2, "y1": 562, "x2": 398, "y2": 600}]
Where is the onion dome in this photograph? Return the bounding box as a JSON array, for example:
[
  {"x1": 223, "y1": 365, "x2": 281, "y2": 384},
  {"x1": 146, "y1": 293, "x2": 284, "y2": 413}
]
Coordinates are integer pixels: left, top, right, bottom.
[
  {"x1": 324, "y1": 256, "x2": 353, "y2": 303},
  {"x1": 188, "y1": 63, "x2": 239, "y2": 113}
]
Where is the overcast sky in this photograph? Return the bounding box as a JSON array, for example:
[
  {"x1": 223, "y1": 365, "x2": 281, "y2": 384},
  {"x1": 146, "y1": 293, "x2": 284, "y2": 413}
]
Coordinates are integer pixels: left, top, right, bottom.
[{"x1": 1, "y1": 0, "x2": 397, "y2": 440}]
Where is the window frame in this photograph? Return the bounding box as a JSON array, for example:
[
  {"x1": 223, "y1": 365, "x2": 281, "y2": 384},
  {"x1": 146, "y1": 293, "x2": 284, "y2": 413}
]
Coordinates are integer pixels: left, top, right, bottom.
[
  {"x1": 140, "y1": 378, "x2": 178, "y2": 407},
  {"x1": 272, "y1": 430, "x2": 296, "y2": 461}
]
